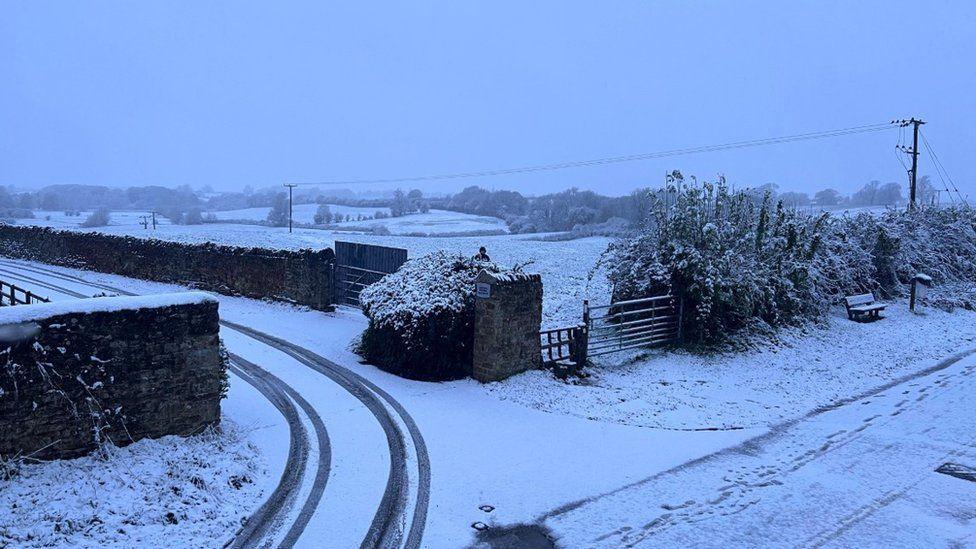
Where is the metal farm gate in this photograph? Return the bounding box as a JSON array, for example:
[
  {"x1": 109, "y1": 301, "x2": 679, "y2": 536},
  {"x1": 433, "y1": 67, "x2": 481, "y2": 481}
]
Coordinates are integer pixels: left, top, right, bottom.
[
  {"x1": 334, "y1": 241, "x2": 408, "y2": 307},
  {"x1": 541, "y1": 293, "x2": 681, "y2": 372},
  {"x1": 584, "y1": 295, "x2": 681, "y2": 357}
]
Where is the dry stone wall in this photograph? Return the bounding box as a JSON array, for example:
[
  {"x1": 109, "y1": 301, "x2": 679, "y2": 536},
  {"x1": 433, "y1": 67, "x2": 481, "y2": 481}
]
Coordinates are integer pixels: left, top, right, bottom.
[
  {"x1": 0, "y1": 293, "x2": 225, "y2": 460},
  {"x1": 0, "y1": 224, "x2": 334, "y2": 310}
]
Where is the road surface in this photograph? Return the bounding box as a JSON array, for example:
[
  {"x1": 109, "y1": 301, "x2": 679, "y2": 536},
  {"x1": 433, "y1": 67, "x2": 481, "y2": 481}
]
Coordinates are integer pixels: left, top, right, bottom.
[{"x1": 541, "y1": 349, "x2": 976, "y2": 547}]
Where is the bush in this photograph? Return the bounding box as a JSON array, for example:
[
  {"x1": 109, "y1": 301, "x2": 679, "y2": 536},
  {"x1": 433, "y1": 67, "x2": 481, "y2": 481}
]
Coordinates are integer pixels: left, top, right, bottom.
[
  {"x1": 266, "y1": 193, "x2": 289, "y2": 227},
  {"x1": 313, "y1": 204, "x2": 332, "y2": 224},
  {"x1": 606, "y1": 179, "x2": 875, "y2": 345},
  {"x1": 183, "y1": 207, "x2": 204, "y2": 225},
  {"x1": 80, "y1": 207, "x2": 111, "y2": 228},
  {"x1": 847, "y1": 206, "x2": 976, "y2": 307},
  {"x1": 358, "y1": 251, "x2": 506, "y2": 380},
  {"x1": 607, "y1": 177, "x2": 976, "y2": 345}
]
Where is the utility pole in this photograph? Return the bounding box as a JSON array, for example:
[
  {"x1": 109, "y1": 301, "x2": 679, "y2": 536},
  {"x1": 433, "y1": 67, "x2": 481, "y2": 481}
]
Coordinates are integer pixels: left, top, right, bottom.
[
  {"x1": 898, "y1": 118, "x2": 925, "y2": 210},
  {"x1": 150, "y1": 210, "x2": 157, "y2": 230},
  {"x1": 284, "y1": 183, "x2": 298, "y2": 233}
]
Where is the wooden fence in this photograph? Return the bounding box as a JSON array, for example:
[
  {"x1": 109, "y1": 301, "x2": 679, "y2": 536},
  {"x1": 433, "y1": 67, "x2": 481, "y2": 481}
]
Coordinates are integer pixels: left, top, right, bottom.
[{"x1": 0, "y1": 279, "x2": 51, "y2": 306}]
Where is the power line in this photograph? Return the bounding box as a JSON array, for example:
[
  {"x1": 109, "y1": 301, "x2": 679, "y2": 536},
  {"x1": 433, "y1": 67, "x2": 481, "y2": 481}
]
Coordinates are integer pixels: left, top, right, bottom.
[
  {"x1": 291, "y1": 122, "x2": 897, "y2": 186},
  {"x1": 919, "y1": 130, "x2": 965, "y2": 204}
]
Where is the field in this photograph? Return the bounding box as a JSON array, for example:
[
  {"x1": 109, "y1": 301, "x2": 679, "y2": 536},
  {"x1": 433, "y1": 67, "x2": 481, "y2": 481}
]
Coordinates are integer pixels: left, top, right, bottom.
[
  {"x1": 26, "y1": 205, "x2": 507, "y2": 236},
  {"x1": 212, "y1": 204, "x2": 508, "y2": 235}
]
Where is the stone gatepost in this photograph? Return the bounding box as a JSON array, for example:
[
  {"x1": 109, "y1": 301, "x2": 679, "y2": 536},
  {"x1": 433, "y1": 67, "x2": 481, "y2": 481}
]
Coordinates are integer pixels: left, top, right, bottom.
[{"x1": 472, "y1": 270, "x2": 543, "y2": 382}]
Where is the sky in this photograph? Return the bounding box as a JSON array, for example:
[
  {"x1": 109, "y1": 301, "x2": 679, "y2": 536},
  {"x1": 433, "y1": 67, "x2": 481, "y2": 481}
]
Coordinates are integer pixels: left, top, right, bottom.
[{"x1": 2, "y1": 1, "x2": 974, "y2": 198}]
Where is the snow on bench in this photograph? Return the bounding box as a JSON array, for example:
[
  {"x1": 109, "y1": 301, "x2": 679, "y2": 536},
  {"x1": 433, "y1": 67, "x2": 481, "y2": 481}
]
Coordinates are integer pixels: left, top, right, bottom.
[
  {"x1": 844, "y1": 293, "x2": 885, "y2": 321},
  {"x1": 0, "y1": 291, "x2": 216, "y2": 325}
]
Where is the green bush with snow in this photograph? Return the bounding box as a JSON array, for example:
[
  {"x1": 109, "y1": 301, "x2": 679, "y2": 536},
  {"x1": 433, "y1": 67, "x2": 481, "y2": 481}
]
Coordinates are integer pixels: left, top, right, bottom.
[
  {"x1": 607, "y1": 179, "x2": 976, "y2": 345},
  {"x1": 358, "y1": 251, "x2": 505, "y2": 380}
]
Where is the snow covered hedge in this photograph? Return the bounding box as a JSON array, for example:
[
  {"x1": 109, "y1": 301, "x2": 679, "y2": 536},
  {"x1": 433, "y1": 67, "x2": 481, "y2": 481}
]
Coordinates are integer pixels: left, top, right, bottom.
[
  {"x1": 847, "y1": 207, "x2": 976, "y2": 308},
  {"x1": 607, "y1": 179, "x2": 976, "y2": 345},
  {"x1": 358, "y1": 251, "x2": 507, "y2": 380}
]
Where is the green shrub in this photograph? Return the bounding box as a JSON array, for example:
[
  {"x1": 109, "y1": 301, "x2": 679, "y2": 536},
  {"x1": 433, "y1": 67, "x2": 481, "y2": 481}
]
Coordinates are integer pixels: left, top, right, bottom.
[
  {"x1": 606, "y1": 179, "x2": 876, "y2": 344},
  {"x1": 358, "y1": 251, "x2": 505, "y2": 380}
]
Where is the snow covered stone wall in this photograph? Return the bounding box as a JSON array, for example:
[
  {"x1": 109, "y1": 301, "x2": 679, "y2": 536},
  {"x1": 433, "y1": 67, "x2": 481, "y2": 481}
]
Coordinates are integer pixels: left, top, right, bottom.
[
  {"x1": 472, "y1": 270, "x2": 543, "y2": 382},
  {"x1": 0, "y1": 292, "x2": 226, "y2": 460},
  {"x1": 0, "y1": 225, "x2": 334, "y2": 310}
]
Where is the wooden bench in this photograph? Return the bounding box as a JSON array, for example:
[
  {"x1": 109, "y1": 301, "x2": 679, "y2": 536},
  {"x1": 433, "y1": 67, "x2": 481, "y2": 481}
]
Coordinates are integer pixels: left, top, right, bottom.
[{"x1": 844, "y1": 293, "x2": 885, "y2": 321}]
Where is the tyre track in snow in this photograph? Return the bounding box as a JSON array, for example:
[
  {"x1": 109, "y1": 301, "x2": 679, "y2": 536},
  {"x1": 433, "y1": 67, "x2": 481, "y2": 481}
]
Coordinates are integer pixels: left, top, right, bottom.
[
  {"x1": 0, "y1": 260, "x2": 332, "y2": 548},
  {"x1": 227, "y1": 354, "x2": 332, "y2": 549},
  {"x1": 0, "y1": 258, "x2": 430, "y2": 549},
  {"x1": 221, "y1": 320, "x2": 431, "y2": 549}
]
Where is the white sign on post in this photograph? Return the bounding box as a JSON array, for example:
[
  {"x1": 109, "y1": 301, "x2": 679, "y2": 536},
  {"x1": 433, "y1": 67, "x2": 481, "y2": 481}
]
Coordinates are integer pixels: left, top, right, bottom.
[
  {"x1": 916, "y1": 282, "x2": 927, "y2": 301},
  {"x1": 476, "y1": 283, "x2": 491, "y2": 299}
]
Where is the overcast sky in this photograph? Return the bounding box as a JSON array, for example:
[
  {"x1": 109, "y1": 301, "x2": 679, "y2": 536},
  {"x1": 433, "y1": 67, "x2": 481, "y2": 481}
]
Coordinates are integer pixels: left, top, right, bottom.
[{"x1": 2, "y1": 1, "x2": 973, "y2": 198}]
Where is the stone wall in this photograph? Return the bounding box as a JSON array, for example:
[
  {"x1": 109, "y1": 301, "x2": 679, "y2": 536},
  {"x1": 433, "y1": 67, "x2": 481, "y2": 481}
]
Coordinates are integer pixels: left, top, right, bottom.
[
  {"x1": 472, "y1": 270, "x2": 543, "y2": 382},
  {"x1": 0, "y1": 224, "x2": 334, "y2": 310},
  {"x1": 0, "y1": 293, "x2": 225, "y2": 460}
]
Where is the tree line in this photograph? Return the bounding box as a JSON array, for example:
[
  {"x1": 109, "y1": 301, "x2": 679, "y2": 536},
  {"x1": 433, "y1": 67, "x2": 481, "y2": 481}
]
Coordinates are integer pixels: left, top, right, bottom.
[{"x1": 429, "y1": 176, "x2": 921, "y2": 234}]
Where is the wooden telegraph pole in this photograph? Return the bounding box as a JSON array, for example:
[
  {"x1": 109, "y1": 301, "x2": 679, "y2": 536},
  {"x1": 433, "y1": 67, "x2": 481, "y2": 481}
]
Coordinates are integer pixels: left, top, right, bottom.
[
  {"x1": 899, "y1": 118, "x2": 925, "y2": 210},
  {"x1": 284, "y1": 183, "x2": 298, "y2": 233}
]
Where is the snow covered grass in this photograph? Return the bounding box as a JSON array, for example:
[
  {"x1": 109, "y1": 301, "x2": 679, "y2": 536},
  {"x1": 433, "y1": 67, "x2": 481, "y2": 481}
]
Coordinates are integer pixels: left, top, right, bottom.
[
  {"x1": 0, "y1": 420, "x2": 265, "y2": 548},
  {"x1": 487, "y1": 302, "x2": 976, "y2": 430},
  {"x1": 212, "y1": 203, "x2": 386, "y2": 223},
  {"x1": 332, "y1": 209, "x2": 508, "y2": 235},
  {"x1": 210, "y1": 204, "x2": 507, "y2": 235},
  {"x1": 28, "y1": 210, "x2": 173, "y2": 230}
]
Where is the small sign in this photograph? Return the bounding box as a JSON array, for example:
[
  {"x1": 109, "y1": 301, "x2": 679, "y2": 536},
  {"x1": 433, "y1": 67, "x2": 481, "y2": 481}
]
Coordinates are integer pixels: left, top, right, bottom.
[
  {"x1": 916, "y1": 282, "x2": 928, "y2": 301},
  {"x1": 476, "y1": 283, "x2": 491, "y2": 299}
]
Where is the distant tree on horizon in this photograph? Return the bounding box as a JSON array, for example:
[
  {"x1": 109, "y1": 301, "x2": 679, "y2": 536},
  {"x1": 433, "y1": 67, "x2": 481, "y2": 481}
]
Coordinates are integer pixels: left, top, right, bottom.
[{"x1": 266, "y1": 192, "x2": 289, "y2": 227}]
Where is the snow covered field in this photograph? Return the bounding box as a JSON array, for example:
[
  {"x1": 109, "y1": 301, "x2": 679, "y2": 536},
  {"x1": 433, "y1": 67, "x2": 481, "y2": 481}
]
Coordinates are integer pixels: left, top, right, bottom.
[
  {"x1": 25, "y1": 206, "x2": 508, "y2": 236},
  {"x1": 212, "y1": 204, "x2": 507, "y2": 235},
  {"x1": 212, "y1": 203, "x2": 387, "y2": 223}
]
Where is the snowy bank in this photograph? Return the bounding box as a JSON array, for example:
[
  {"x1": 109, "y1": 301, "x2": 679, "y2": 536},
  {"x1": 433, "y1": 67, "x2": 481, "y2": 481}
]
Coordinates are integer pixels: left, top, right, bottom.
[
  {"x1": 487, "y1": 302, "x2": 976, "y2": 430},
  {"x1": 0, "y1": 420, "x2": 265, "y2": 548}
]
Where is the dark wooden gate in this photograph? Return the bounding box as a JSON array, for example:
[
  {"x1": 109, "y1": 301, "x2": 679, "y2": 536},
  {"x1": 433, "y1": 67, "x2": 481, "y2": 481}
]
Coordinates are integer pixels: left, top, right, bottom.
[{"x1": 334, "y1": 241, "x2": 408, "y2": 307}]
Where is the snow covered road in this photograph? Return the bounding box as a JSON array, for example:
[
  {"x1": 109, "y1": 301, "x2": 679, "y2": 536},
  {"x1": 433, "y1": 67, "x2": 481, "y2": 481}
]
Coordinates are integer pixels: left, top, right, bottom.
[{"x1": 542, "y1": 350, "x2": 976, "y2": 547}]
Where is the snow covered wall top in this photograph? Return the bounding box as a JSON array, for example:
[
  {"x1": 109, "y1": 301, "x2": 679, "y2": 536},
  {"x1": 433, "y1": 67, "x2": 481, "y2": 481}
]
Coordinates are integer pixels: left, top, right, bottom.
[
  {"x1": 0, "y1": 224, "x2": 335, "y2": 310},
  {"x1": 0, "y1": 292, "x2": 215, "y2": 326}
]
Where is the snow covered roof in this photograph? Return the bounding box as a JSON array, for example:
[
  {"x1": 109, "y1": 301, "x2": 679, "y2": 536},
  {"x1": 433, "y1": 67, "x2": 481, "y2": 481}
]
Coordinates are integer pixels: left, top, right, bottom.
[{"x1": 0, "y1": 292, "x2": 217, "y2": 325}]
